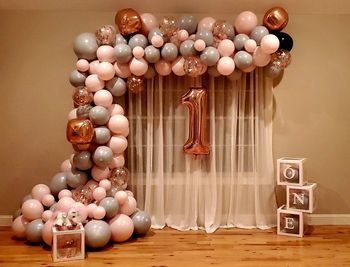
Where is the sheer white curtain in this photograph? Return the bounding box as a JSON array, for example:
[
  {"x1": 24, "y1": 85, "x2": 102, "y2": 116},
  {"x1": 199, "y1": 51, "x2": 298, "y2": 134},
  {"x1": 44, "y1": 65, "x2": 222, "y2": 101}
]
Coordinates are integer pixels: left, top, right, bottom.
[{"x1": 127, "y1": 69, "x2": 276, "y2": 233}]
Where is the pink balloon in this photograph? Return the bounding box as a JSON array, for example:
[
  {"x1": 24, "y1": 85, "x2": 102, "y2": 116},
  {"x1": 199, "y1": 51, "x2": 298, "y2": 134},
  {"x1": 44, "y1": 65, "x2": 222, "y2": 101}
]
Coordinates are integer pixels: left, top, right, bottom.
[
  {"x1": 99, "y1": 179, "x2": 112, "y2": 191},
  {"x1": 125, "y1": 190, "x2": 134, "y2": 197},
  {"x1": 217, "y1": 56, "x2": 235, "y2": 76},
  {"x1": 114, "y1": 62, "x2": 131, "y2": 78},
  {"x1": 68, "y1": 108, "x2": 77, "y2": 120},
  {"x1": 108, "y1": 135, "x2": 128, "y2": 154},
  {"x1": 132, "y1": 46, "x2": 145, "y2": 59},
  {"x1": 86, "y1": 179, "x2": 99, "y2": 190},
  {"x1": 244, "y1": 39, "x2": 257, "y2": 53},
  {"x1": 76, "y1": 59, "x2": 90, "y2": 72},
  {"x1": 57, "y1": 197, "x2": 75, "y2": 213},
  {"x1": 42, "y1": 220, "x2": 54, "y2": 246},
  {"x1": 93, "y1": 206, "x2": 106, "y2": 219},
  {"x1": 234, "y1": 11, "x2": 258, "y2": 35},
  {"x1": 93, "y1": 187, "x2": 106, "y2": 202},
  {"x1": 260, "y1": 34, "x2": 280, "y2": 54},
  {"x1": 42, "y1": 210, "x2": 53, "y2": 222},
  {"x1": 12, "y1": 215, "x2": 28, "y2": 239},
  {"x1": 217, "y1": 39, "x2": 235, "y2": 57},
  {"x1": 97, "y1": 45, "x2": 115, "y2": 63},
  {"x1": 60, "y1": 159, "x2": 71, "y2": 172},
  {"x1": 140, "y1": 13, "x2": 158, "y2": 34},
  {"x1": 87, "y1": 203, "x2": 97, "y2": 218},
  {"x1": 58, "y1": 189, "x2": 73, "y2": 199},
  {"x1": 108, "y1": 115, "x2": 129, "y2": 134},
  {"x1": 114, "y1": 190, "x2": 128, "y2": 205},
  {"x1": 109, "y1": 214, "x2": 134, "y2": 242},
  {"x1": 108, "y1": 104, "x2": 125, "y2": 116},
  {"x1": 198, "y1": 17, "x2": 216, "y2": 31},
  {"x1": 119, "y1": 196, "x2": 137, "y2": 216},
  {"x1": 97, "y1": 62, "x2": 115, "y2": 81},
  {"x1": 242, "y1": 64, "x2": 256, "y2": 73},
  {"x1": 32, "y1": 184, "x2": 51, "y2": 202},
  {"x1": 151, "y1": 35, "x2": 164, "y2": 48},
  {"x1": 253, "y1": 47, "x2": 271, "y2": 67},
  {"x1": 194, "y1": 39, "x2": 206, "y2": 52},
  {"x1": 129, "y1": 57, "x2": 148, "y2": 76},
  {"x1": 155, "y1": 59, "x2": 172, "y2": 76},
  {"x1": 120, "y1": 125, "x2": 129, "y2": 137},
  {"x1": 109, "y1": 154, "x2": 125, "y2": 169},
  {"x1": 85, "y1": 74, "x2": 105, "y2": 92},
  {"x1": 171, "y1": 57, "x2": 186, "y2": 76},
  {"x1": 89, "y1": 60, "x2": 100, "y2": 74},
  {"x1": 177, "y1": 29, "x2": 189, "y2": 42},
  {"x1": 71, "y1": 202, "x2": 88, "y2": 222},
  {"x1": 94, "y1": 89, "x2": 113, "y2": 108},
  {"x1": 92, "y1": 165, "x2": 110, "y2": 181},
  {"x1": 22, "y1": 199, "x2": 44, "y2": 221},
  {"x1": 42, "y1": 194, "x2": 55, "y2": 207}
]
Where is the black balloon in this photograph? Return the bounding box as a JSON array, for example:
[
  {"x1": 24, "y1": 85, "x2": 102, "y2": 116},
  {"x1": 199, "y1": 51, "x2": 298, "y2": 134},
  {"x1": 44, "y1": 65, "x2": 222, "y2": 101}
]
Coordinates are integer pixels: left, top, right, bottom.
[{"x1": 273, "y1": 31, "x2": 293, "y2": 51}]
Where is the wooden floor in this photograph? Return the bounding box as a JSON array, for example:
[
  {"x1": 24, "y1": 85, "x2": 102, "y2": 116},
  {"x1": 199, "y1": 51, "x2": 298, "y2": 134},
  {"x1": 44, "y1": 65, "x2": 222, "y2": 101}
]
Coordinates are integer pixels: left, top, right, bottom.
[{"x1": 0, "y1": 226, "x2": 350, "y2": 267}]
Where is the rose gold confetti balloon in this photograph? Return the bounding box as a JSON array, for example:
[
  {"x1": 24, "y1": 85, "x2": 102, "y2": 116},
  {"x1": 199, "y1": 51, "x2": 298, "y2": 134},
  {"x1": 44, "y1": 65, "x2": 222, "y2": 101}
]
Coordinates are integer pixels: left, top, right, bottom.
[
  {"x1": 108, "y1": 167, "x2": 130, "y2": 190},
  {"x1": 72, "y1": 185, "x2": 94, "y2": 205},
  {"x1": 73, "y1": 87, "x2": 93, "y2": 107},
  {"x1": 271, "y1": 49, "x2": 292, "y2": 69},
  {"x1": 183, "y1": 56, "x2": 206, "y2": 77},
  {"x1": 212, "y1": 20, "x2": 234, "y2": 40},
  {"x1": 127, "y1": 75, "x2": 145, "y2": 93},
  {"x1": 115, "y1": 8, "x2": 142, "y2": 36},
  {"x1": 95, "y1": 25, "x2": 116, "y2": 46},
  {"x1": 159, "y1": 16, "x2": 179, "y2": 38},
  {"x1": 66, "y1": 119, "x2": 94, "y2": 144},
  {"x1": 263, "y1": 7, "x2": 289, "y2": 31}
]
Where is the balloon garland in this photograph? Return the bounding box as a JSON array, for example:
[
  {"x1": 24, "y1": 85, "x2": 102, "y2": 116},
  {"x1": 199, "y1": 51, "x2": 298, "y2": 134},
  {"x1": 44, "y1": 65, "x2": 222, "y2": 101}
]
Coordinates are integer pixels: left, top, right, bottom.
[{"x1": 12, "y1": 6, "x2": 293, "y2": 252}]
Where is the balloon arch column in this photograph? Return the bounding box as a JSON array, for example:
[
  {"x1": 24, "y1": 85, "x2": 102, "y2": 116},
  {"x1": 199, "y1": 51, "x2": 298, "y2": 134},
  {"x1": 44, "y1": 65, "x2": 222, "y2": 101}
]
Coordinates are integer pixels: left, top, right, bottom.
[{"x1": 12, "y1": 7, "x2": 293, "y2": 253}]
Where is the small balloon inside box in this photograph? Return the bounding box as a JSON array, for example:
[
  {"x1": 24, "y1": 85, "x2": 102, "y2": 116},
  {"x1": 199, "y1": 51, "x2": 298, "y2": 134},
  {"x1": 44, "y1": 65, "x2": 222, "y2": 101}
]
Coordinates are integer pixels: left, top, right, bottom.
[{"x1": 52, "y1": 223, "x2": 85, "y2": 262}]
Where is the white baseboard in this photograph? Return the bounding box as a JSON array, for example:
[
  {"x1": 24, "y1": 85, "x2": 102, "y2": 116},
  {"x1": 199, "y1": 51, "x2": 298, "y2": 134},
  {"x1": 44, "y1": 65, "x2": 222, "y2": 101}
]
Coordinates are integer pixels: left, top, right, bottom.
[{"x1": 1, "y1": 214, "x2": 349, "y2": 227}]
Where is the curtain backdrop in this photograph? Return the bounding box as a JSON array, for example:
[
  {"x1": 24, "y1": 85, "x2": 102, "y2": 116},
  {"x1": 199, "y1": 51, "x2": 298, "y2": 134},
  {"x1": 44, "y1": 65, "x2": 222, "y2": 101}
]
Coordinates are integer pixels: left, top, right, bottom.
[{"x1": 127, "y1": 69, "x2": 277, "y2": 233}]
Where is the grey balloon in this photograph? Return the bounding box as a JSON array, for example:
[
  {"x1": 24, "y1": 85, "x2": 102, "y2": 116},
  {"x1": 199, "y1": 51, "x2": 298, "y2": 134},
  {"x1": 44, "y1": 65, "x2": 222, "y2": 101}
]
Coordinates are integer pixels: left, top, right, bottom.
[
  {"x1": 131, "y1": 210, "x2": 151, "y2": 235},
  {"x1": 94, "y1": 127, "x2": 111, "y2": 144},
  {"x1": 144, "y1": 45, "x2": 160, "y2": 63},
  {"x1": 178, "y1": 14, "x2": 197, "y2": 34},
  {"x1": 22, "y1": 194, "x2": 32, "y2": 204},
  {"x1": 25, "y1": 219, "x2": 44, "y2": 243},
  {"x1": 195, "y1": 29, "x2": 214, "y2": 46},
  {"x1": 89, "y1": 106, "x2": 110, "y2": 125},
  {"x1": 85, "y1": 220, "x2": 111, "y2": 248},
  {"x1": 161, "y1": 43, "x2": 178, "y2": 62},
  {"x1": 66, "y1": 169, "x2": 88, "y2": 189},
  {"x1": 180, "y1": 40, "x2": 196, "y2": 57},
  {"x1": 106, "y1": 77, "x2": 127, "y2": 97},
  {"x1": 73, "y1": 32, "x2": 98, "y2": 61},
  {"x1": 50, "y1": 172, "x2": 68, "y2": 196},
  {"x1": 69, "y1": 70, "x2": 87, "y2": 87},
  {"x1": 99, "y1": 197, "x2": 119, "y2": 219},
  {"x1": 106, "y1": 186, "x2": 118, "y2": 197},
  {"x1": 148, "y1": 28, "x2": 162, "y2": 42},
  {"x1": 73, "y1": 151, "x2": 93, "y2": 170},
  {"x1": 250, "y1": 26, "x2": 269, "y2": 45},
  {"x1": 115, "y1": 33, "x2": 127, "y2": 45},
  {"x1": 50, "y1": 202, "x2": 58, "y2": 212},
  {"x1": 93, "y1": 146, "x2": 113, "y2": 167},
  {"x1": 200, "y1": 47, "x2": 220, "y2": 66},
  {"x1": 128, "y1": 34, "x2": 148, "y2": 49},
  {"x1": 224, "y1": 23, "x2": 235, "y2": 41},
  {"x1": 264, "y1": 63, "x2": 283, "y2": 79},
  {"x1": 77, "y1": 104, "x2": 93, "y2": 119},
  {"x1": 234, "y1": 34, "x2": 249, "y2": 51},
  {"x1": 113, "y1": 43, "x2": 132, "y2": 64},
  {"x1": 227, "y1": 69, "x2": 242, "y2": 81},
  {"x1": 234, "y1": 51, "x2": 253, "y2": 70}
]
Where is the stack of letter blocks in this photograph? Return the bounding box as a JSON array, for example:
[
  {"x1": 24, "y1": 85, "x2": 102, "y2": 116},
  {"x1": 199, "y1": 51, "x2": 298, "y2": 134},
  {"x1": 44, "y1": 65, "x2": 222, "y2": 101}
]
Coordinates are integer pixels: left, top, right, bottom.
[{"x1": 277, "y1": 158, "x2": 317, "y2": 237}]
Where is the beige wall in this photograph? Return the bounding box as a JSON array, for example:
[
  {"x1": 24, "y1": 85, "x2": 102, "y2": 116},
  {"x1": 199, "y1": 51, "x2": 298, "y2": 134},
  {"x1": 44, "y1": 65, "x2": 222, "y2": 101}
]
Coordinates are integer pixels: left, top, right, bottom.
[{"x1": 0, "y1": 10, "x2": 349, "y2": 215}]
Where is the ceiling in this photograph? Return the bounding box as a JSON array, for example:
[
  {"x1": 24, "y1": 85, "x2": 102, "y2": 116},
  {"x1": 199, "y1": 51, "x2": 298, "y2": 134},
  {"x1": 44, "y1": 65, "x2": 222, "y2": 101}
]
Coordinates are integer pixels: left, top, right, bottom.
[{"x1": 0, "y1": 0, "x2": 350, "y2": 14}]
